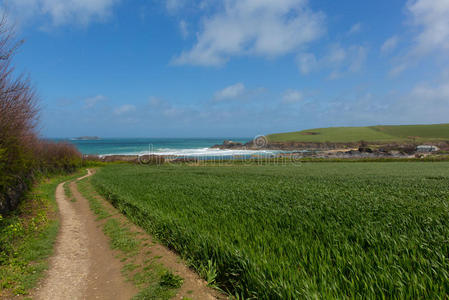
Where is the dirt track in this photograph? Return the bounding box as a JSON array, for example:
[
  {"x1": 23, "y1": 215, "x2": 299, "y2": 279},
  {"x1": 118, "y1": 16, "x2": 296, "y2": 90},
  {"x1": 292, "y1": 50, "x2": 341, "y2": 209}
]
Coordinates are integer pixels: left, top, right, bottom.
[
  {"x1": 34, "y1": 170, "x2": 137, "y2": 300},
  {"x1": 34, "y1": 170, "x2": 221, "y2": 300}
]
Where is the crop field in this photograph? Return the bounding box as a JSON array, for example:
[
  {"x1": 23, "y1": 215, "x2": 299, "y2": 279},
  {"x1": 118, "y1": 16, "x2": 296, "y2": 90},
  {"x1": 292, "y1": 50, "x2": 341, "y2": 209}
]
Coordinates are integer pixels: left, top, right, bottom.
[
  {"x1": 91, "y1": 163, "x2": 449, "y2": 299},
  {"x1": 267, "y1": 123, "x2": 449, "y2": 143}
]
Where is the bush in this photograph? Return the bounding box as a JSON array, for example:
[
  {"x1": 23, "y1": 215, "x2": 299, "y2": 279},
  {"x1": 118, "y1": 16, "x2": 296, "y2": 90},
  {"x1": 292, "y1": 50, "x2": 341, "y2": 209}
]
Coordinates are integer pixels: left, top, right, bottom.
[
  {"x1": 34, "y1": 141, "x2": 82, "y2": 174},
  {"x1": 0, "y1": 15, "x2": 81, "y2": 213}
]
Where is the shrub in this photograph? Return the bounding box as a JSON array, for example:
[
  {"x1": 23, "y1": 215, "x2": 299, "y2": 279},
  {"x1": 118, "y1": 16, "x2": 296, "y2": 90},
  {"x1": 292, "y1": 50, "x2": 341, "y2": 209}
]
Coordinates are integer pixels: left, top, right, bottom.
[
  {"x1": 0, "y1": 15, "x2": 81, "y2": 213},
  {"x1": 34, "y1": 140, "x2": 82, "y2": 174},
  {"x1": 0, "y1": 15, "x2": 38, "y2": 212}
]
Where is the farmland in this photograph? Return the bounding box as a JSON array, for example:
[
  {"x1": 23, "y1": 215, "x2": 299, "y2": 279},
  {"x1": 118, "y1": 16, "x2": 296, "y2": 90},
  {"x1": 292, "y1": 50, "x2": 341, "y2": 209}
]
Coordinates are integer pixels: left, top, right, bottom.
[
  {"x1": 91, "y1": 163, "x2": 449, "y2": 298},
  {"x1": 266, "y1": 123, "x2": 449, "y2": 143}
]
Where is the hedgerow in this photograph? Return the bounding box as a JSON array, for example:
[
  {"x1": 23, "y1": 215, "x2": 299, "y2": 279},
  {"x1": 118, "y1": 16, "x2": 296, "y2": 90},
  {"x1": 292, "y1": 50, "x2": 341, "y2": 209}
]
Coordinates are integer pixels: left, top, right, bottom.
[{"x1": 0, "y1": 15, "x2": 81, "y2": 213}]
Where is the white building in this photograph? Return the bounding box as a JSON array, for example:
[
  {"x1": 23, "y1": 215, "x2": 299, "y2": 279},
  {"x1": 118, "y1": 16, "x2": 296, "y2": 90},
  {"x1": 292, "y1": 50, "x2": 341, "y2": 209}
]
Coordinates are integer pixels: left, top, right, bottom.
[{"x1": 416, "y1": 145, "x2": 439, "y2": 152}]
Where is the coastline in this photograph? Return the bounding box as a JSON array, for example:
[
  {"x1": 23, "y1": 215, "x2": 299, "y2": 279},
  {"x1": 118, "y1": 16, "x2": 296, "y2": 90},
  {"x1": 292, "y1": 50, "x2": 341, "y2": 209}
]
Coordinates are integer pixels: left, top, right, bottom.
[
  {"x1": 84, "y1": 149, "x2": 419, "y2": 163},
  {"x1": 63, "y1": 138, "x2": 449, "y2": 162}
]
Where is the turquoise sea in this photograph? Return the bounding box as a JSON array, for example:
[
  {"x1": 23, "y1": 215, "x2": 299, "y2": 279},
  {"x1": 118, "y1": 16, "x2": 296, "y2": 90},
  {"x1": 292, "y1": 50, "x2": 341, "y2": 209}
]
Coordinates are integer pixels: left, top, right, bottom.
[{"x1": 51, "y1": 137, "x2": 277, "y2": 157}]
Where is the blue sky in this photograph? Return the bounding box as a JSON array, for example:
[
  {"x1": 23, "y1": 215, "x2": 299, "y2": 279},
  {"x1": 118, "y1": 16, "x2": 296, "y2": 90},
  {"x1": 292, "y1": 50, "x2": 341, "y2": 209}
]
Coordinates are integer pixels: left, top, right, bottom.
[{"x1": 2, "y1": 0, "x2": 449, "y2": 137}]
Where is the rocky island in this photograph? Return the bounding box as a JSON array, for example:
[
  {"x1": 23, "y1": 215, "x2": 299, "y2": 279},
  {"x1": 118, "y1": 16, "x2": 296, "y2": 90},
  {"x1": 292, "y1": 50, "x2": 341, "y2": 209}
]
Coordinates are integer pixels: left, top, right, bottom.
[{"x1": 73, "y1": 136, "x2": 101, "y2": 140}]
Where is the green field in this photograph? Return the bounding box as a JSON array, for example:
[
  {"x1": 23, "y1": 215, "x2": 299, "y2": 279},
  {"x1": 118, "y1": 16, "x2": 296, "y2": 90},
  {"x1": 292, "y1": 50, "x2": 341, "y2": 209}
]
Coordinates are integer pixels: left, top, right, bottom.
[
  {"x1": 92, "y1": 163, "x2": 449, "y2": 299},
  {"x1": 267, "y1": 123, "x2": 449, "y2": 143}
]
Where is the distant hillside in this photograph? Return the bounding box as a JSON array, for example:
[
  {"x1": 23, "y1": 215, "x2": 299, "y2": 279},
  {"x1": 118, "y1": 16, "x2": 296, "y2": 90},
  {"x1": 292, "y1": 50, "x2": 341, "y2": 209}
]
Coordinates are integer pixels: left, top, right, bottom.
[{"x1": 267, "y1": 124, "x2": 449, "y2": 144}]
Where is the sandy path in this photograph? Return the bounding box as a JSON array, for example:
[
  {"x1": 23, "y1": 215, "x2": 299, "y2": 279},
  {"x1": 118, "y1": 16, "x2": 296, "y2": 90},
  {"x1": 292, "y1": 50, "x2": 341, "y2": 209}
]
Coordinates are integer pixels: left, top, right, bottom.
[{"x1": 35, "y1": 170, "x2": 137, "y2": 300}]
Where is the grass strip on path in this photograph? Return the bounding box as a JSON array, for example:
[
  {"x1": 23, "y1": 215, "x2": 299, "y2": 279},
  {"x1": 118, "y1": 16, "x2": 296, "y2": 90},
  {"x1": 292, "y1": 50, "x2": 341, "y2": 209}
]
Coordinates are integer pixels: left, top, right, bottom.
[{"x1": 63, "y1": 181, "x2": 75, "y2": 202}]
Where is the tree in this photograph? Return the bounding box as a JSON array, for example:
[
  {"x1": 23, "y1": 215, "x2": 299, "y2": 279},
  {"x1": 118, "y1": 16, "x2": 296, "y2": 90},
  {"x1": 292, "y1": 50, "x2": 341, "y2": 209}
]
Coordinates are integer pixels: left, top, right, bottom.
[{"x1": 0, "y1": 14, "x2": 39, "y2": 212}]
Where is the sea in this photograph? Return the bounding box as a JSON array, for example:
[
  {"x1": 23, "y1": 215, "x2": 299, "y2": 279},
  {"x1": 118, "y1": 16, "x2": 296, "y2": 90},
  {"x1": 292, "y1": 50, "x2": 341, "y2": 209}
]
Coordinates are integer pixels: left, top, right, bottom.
[{"x1": 51, "y1": 138, "x2": 278, "y2": 158}]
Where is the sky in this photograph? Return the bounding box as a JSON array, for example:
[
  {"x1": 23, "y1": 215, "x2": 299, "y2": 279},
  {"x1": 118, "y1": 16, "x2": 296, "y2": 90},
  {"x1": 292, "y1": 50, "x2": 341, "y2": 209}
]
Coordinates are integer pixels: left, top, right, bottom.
[{"x1": 2, "y1": 0, "x2": 449, "y2": 138}]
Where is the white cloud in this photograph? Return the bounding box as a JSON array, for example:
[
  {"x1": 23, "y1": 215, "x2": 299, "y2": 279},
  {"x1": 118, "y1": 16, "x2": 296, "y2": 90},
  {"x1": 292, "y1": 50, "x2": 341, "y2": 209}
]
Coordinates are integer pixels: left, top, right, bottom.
[
  {"x1": 179, "y1": 20, "x2": 189, "y2": 38},
  {"x1": 348, "y1": 23, "x2": 361, "y2": 35},
  {"x1": 296, "y1": 53, "x2": 318, "y2": 74},
  {"x1": 348, "y1": 45, "x2": 367, "y2": 72},
  {"x1": 327, "y1": 44, "x2": 346, "y2": 64},
  {"x1": 407, "y1": 0, "x2": 449, "y2": 55},
  {"x1": 165, "y1": 0, "x2": 214, "y2": 13},
  {"x1": 321, "y1": 76, "x2": 449, "y2": 125},
  {"x1": 381, "y1": 36, "x2": 398, "y2": 54},
  {"x1": 114, "y1": 104, "x2": 136, "y2": 115},
  {"x1": 214, "y1": 83, "x2": 246, "y2": 101},
  {"x1": 282, "y1": 89, "x2": 303, "y2": 104},
  {"x1": 410, "y1": 80, "x2": 449, "y2": 101},
  {"x1": 84, "y1": 94, "x2": 106, "y2": 108},
  {"x1": 148, "y1": 96, "x2": 167, "y2": 108},
  {"x1": 173, "y1": 0, "x2": 325, "y2": 66},
  {"x1": 390, "y1": 0, "x2": 449, "y2": 74},
  {"x1": 385, "y1": 78, "x2": 449, "y2": 123},
  {"x1": 389, "y1": 64, "x2": 407, "y2": 77},
  {"x1": 296, "y1": 52, "x2": 317, "y2": 74},
  {"x1": 297, "y1": 44, "x2": 367, "y2": 77},
  {"x1": 328, "y1": 70, "x2": 342, "y2": 80},
  {"x1": 166, "y1": 0, "x2": 187, "y2": 13},
  {"x1": 163, "y1": 107, "x2": 185, "y2": 117},
  {"x1": 4, "y1": 0, "x2": 120, "y2": 27},
  {"x1": 146, "y1": 97, "x2": 189, "y2": 119}
]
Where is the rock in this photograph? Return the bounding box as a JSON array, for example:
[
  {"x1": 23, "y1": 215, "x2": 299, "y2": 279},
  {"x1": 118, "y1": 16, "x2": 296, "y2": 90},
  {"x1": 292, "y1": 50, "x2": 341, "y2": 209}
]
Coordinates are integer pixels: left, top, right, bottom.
[
  {"x1": 212, "y1": 140, "x2": 243, "y2": 149},
  {"x1": 416, "y1": 145, "x2": 440, "y2": 152},
  {"x1": 172, "y1": 157, "x2": 197, "y2": 163},
  {"x1": 102, "y1": 155, "x2": 139, "y2": 163},
  {"x1": 138, "y1": 155, "x2": 165, "y2": 164},
  {"x1": 358, "y1": 147, "x2": 373, "y2": 153}
]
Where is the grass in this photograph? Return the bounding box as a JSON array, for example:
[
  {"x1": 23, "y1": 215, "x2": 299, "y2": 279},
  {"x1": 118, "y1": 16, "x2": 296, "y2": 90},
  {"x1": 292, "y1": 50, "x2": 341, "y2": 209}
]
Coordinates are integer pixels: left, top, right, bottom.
[
  {"x1": 132, "y1": 265, "x2": 183, "y2": 300},
  {"x1": 267, "y1": 123, "x2": 449, "y2": 143},
  {"x1": 63, "y1": 181, "x2": 75, "y2": 202},
  {"x1": 92, "y1": 163, "x2": 449, "y2": 299},
  {"x1": 0, "y1": 169, "x2": 86, "y2": 297},
  {"x1": 133, "y1": 268, "x2": 183, "y2": 300},
  {"x1": 76, "y1": 176, "x2": 182, "y2": 300},
  {"x1": 372, "y1": 123, "x2": 449, "y2": 139},
  {"x1": 103, "y1": 218, "x2": 140, "y2": 255},
  {"x1": 76, "y1": 178, "x2": 111, "y2": 220}
]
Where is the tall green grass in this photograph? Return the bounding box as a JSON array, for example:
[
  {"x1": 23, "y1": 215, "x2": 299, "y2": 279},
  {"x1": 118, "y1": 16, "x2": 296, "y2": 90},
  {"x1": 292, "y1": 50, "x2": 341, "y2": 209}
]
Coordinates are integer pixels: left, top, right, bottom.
[{"x1": 92, "y1": 163, "x2": 449, "y2": 298}]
